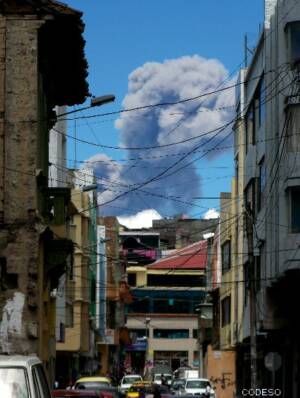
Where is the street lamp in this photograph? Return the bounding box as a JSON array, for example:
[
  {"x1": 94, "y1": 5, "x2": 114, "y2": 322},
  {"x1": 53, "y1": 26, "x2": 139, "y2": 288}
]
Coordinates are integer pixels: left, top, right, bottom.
[
  {"x1": 195, "y1": 302, "x2": 213, "y2": 378},
  {"x1": 82, "y1": 183, "x2": 98, "y2": 192},
  {"x1": 57, "y1": 94, "x2": 116, "y2": 118}
]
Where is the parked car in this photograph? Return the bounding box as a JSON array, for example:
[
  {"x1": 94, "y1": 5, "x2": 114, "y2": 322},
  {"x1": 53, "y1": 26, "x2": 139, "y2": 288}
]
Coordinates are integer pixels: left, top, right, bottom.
[
  {"x1": 179, "y1": 379, "x2": 215, "y2": 398},
  {"x1": 153, "y1": 374, "x2": 173, "y2": 386},
  {"x1": 0, "y1": 355, "x2": 51, "y2": 398},
  {"x1": 52, "y1": 390, "x2": 106, "y2": 398},
  {"x1": 74, "y1": 377, "x2": 118, "y2": 398},
  {"x1": 119, "y1": 375, "x2": 143, "y2": 395}
]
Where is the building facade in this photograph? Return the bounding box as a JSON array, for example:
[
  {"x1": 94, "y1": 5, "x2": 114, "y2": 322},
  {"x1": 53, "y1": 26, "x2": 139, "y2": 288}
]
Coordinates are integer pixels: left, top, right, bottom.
[
  {"x1": 232, "y1": 1, "x2": 300, "y2": 396},
  {"x1": 0, "y1": 0, "x2": 88, "y2": 384},
  {"x1": 124, "y1": 238, "x2": 209, "y2": 375}
]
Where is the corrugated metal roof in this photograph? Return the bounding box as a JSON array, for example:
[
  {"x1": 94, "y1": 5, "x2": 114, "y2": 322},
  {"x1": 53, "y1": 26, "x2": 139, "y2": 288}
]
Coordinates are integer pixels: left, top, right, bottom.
[{"x1": 147, "y1": 240, "x2": 207, "y2": 270}]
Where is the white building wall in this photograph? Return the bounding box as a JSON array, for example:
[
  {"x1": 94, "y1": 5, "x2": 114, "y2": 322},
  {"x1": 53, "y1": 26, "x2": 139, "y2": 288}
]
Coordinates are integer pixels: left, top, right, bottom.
[{"x1": 49, "y1": 106, "x2": 67, "y2": 187}]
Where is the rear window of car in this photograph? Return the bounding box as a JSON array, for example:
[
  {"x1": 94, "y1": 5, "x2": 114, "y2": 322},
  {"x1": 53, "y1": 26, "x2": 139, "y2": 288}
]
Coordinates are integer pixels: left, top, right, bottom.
[
  {"x1": 186, "y1": 380, "x2": 210, "y2": 389},
  {"x1": 123, "y1": 376, "x2": 142, "y2": 384},
  {"x1": 76, "y1": 382, "x2": 110, "y2": 390},
  {"x1": 0, "y1": 367, "x2": 29, "y2": 398}
]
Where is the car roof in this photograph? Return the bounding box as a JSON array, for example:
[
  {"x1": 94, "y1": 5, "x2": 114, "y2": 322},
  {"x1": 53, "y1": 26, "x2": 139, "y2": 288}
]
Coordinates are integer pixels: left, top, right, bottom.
[
  {"x1": 52, "y1": 390, "x2": 100, "y2": 396},
  {"x1": 75, "y1": 377, "x2": 111, "y2": 383},
  {"x1": 123, "y1": 375, "x2": 142, "y2": 379},
  {"x1": 185, "y1": 378, "x2": 209, "y2": 381},
  {"x1": 0, "y1": 355, "x2": 42, "y2": 367}
]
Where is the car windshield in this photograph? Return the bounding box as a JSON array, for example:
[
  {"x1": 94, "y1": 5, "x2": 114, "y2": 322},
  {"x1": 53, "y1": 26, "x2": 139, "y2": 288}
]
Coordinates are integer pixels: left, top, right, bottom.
[
  {"x1": 0, "y1": 368, "x2": 29, "y2": 398},
  {"x1": 76, "y1": 381, "x2": 110, "y2": 390},
  {"x1": 186, "y1": 380, "x2": 210, "y2": 389},
  {"x1": 172, "y1": 380, "x2": 185, "y2": 387},
  {"x1": 123, "y1": 377, "x2": 142, "y2": 384}
]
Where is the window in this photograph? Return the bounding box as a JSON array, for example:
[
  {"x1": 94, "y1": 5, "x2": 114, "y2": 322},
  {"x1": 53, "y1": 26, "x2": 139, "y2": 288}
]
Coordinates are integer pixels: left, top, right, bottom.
[
  {"x1": 290, "y1": 187, "x2": 300, "y2": 233},
  {"x1": 128, "y1": 273, "x2": 137, "y2": 287},
  {"x1": 193, "y1": 329, "x2": 198, "y2": 339},
  {"x1": 286, "y1": 21, "x2": 300, "y2": 67},
  {"x1": 245, "y1": 78, "x2": 265, "y2": 153},
  {"x1": 147, "y1": 274, "x2": 205, "y2": 287},
  {"x1": 257, "y1": 158, "x2": 266, "y2": 212},
  {"x1": 221, "y1": 240, "x2": 231, "y2": 273},
  {"x1": 259, "y1": 78, "x2": 266, "y2": 126},
  {"x1": 245, "y1": 102, "x2": 254, "y2": 152},
  {"x1": 221, "y1": 296, "x2": 231, "y2": 327},
  {"x1": 244, "y1": 179, "x2": 256, "y2": 215},
  {"x1": 32, "y1": 365, "x2": 51, "y2": 398},
  {"x1": 130, "y1": 329, "x2": 147, "y2": 339},
  {"x1": 153, "y1": 329, "x2": 189, "y2": 339},
  {"x1": 0, "y1": 368, "x2": 29, "y2": 398},
  {"x1": 153, "y1": 299, "x2": 190, "y2": 314}
]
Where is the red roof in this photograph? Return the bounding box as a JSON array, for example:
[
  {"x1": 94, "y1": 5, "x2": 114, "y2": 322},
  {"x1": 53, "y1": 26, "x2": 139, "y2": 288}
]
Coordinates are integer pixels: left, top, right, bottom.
[{"x1": 148, "y1": 240, "x2": 207, "y2": 270}]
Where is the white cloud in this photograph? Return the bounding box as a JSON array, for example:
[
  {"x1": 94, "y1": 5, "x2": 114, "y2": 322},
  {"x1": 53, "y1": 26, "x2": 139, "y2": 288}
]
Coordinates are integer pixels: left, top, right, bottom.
[
  {"x1": 203, "y1": 208, "x2": 220, "y2": 219},
  {"x1": 117, "y1": 209, "x2": 162, "y2": 229}
]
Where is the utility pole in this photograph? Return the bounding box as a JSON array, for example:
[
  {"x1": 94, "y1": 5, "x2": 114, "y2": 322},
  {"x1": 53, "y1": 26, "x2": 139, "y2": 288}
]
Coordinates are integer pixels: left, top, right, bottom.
[
  {"x1": 197, "y1": 309, "x2": 203, "y2": 378},
  {"x1": 245, "y1": 205, "x2": 257, "y2": 389}
]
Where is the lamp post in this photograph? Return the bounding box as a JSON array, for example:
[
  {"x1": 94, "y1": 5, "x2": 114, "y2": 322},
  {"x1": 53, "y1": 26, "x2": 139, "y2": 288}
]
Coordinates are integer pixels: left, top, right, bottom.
[
  {"x1": 195, "y1": 302, "x2": 213, "y2": 378},
  {"x1": 57, "y1": 94, "x2": 116, "y2": 118}
]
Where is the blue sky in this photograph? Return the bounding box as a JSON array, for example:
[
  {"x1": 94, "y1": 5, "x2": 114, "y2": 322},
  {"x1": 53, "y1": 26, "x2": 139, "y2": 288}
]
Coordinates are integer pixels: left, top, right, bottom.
[{"x1": 65, "y1": 0, "x2": 264, "y2": 220}]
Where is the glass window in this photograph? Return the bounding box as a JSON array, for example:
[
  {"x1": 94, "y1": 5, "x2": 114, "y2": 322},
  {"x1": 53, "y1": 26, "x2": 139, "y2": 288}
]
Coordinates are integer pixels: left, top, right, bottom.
[
  {"x1": 128, "y1": 273, "x2": 137, "y2": 287},
  {"x1": 221, "y1": 240, "x2": 231, "y2": 273},
  {"x1": 186, "y1": 380, "x2": 210, "y2": 389},
  {"x1": 32, "y1": 365, "x2": 51, "y2": 398},
  {"x1": 221, "y1": 296, "x2": 231, "y2": 327},
  {"x1": 259, "y1": 78, "x2": 265, "y2": 126},
  {"x1": 291, "y1": 187, "x2": 300, "y2": 233},
  {"x1": 123, "y1": 376, "x2": 142, "y2": 384},
  {"x1": 286, "y1": 21, "x2": 300, "y2": 66},
  {"x1": 246, "y1": 103, "x2": 254, "y2": 152},
  {"x1": 153, "y1": 329, "x2": 189, "y2": 339},
  {"x1": 0, "y1": 367, "x2": 29, "y2": 398},
  {"x1": 244, "y1": 179, "x2": 255, "y2": 215},
  {"x1": 258, "y1": 158, "x2": 266, "y2": 212}
]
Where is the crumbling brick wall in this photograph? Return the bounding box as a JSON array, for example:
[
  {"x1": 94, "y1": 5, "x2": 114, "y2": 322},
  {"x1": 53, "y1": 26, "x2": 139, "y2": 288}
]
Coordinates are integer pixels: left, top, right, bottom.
[{"x1": 0, "y1": 15, "x2": 43, "y2": 355}]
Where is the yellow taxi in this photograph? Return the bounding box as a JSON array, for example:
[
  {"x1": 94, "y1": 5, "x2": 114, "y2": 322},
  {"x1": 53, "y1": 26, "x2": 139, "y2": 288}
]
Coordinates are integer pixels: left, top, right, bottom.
[
  {"x1": 74, "y1": 376, "x2": 112, "y2": 390},
  {"x1": 126, "y1": 381, "x2": 156, "y2": 398}
]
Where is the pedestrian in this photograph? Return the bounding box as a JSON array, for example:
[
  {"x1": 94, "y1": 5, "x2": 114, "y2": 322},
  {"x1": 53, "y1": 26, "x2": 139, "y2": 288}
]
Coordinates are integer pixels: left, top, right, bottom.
[
  {"x1": 53, "y1": 380, "x2": 59, "y2": 389},
  {"x1": 204, "y1": 382, "x2": 211, "y2": 398},
  {"x1": 161, "y1": 374, "x2": 167, "y2": 387}
]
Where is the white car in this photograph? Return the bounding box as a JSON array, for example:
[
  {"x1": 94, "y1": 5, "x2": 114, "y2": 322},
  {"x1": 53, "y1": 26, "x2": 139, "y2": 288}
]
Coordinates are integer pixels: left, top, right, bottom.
[
  {"x1": 119, "y1": 375, "x2": 143, "y2": 395},
  {"x1": 0, "y1": 355, "x2": 51, "y2": 398},
  {"x1": 181, "y1": 378, "x2": 215, "y2": 397},
  {"x1": 153, "y1": 373, "x2": 173, "y2": 386}
]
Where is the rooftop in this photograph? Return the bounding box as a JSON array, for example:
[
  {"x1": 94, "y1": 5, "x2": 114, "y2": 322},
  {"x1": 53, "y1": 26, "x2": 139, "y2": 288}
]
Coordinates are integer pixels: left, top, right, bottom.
[{"x1": 147, "y1": 240, "x2": 208, "y2": 270}]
